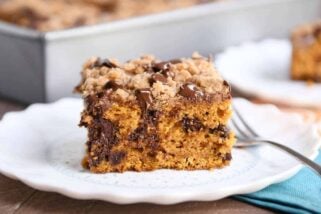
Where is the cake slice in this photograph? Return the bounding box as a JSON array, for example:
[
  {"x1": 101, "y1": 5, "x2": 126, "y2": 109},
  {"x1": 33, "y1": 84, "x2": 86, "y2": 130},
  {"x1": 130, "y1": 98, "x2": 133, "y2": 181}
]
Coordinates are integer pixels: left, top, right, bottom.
[
  {"x1": 291, "y1": 20, "x2": 321, "y2": 82},
  {"x1": 76, "y1": 53, "x2": 235, "y2": 172},
  {"x1": 0, "y1": 0, "x2": 104, "y2": 31}
]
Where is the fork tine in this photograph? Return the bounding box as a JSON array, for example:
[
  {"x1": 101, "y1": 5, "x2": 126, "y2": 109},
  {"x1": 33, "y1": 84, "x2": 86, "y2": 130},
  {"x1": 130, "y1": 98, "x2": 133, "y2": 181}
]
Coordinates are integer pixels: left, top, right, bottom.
[
  {"x1": 230, "y1": 117, "x2": 252, "y2": 139},
  {"x1": 233, "y1": 105, "x2": 259, "y2": 137}
]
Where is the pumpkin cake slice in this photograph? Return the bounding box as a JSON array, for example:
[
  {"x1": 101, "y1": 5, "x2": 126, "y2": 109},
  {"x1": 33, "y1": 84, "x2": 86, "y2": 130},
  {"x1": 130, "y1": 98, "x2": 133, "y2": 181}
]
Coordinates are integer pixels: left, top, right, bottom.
[
  {"x1": 291, "y1": 20, "x2": 321, "y2": 82},
  {"x1": 76, "y1": 53, "x2": 235, "y2": 172}
]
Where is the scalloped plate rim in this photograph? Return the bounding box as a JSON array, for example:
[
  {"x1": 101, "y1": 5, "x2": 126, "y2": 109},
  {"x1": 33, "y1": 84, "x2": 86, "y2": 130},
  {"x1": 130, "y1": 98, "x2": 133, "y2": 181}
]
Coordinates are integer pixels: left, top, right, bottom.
[{"x1": 0, "y1": 98, "x2": 319, "y2": 204}]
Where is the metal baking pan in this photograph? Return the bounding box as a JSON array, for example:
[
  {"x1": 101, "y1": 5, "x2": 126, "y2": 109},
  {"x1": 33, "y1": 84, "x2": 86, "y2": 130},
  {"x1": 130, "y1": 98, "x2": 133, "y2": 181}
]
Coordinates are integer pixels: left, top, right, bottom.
[{"x1": 0, "y1": 0, "x2": 320, "y2": 103}]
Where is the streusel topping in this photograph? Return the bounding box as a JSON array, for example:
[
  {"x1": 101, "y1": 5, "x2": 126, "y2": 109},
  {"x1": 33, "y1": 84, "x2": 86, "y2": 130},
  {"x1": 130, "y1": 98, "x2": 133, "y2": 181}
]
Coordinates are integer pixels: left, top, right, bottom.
[
  {"x1": 77, "y1": 53, "x2": 230, "y2": 101},
  {"x1": 0, "y1": 0, "x2": 105, "y2": 31}
]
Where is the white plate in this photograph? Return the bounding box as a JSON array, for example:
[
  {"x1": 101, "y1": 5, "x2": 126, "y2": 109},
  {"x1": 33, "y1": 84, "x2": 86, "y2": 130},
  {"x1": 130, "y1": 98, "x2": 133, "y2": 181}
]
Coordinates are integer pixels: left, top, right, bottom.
[
  {"x1": 0, "y1": 98, "x2": 319, "y2": 204},
  {"x1": 215, "y1": 39, "x2": 321, "y2": 108}
]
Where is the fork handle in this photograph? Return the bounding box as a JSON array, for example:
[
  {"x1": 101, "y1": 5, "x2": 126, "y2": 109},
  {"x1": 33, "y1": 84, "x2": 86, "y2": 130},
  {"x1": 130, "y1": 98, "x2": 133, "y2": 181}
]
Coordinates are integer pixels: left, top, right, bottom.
[{"x1": 262, "y1": 140, "x2": 321, "y2": 177}]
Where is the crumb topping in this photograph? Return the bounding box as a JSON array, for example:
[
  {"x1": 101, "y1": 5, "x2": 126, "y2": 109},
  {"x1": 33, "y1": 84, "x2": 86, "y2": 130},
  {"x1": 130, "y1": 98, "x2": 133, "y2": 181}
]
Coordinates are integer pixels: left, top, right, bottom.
[
  {"x1": 77, "y1": 52, "x2": 230, "y2": 101},
  {"x1": 0, "y1": 0, "x2": 105, "y2": 31},
  {"x1": 0, "y1": 0, "x2": 213, "y2": 31}
]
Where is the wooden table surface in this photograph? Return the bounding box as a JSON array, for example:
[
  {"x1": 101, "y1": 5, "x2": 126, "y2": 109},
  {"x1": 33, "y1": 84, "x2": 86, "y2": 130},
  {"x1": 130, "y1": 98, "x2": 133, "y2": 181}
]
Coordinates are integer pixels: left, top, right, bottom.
[{"x1": 0, "y1": 98, "x2": 302, "y2": 214}]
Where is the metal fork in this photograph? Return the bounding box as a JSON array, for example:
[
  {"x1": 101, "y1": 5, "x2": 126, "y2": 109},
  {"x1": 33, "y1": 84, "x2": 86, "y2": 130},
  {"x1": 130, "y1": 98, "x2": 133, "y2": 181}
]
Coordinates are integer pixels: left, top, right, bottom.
[{"x1": 230, "y1": 106, "x2": 321, "y2": 177}]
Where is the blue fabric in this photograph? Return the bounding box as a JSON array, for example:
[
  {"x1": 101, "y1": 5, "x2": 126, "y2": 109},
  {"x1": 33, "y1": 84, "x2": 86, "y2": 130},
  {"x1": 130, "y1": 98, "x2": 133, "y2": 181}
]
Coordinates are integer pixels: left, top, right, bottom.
[{"x1": 235, "y1": 150, "x2": 321, "y2": 214}]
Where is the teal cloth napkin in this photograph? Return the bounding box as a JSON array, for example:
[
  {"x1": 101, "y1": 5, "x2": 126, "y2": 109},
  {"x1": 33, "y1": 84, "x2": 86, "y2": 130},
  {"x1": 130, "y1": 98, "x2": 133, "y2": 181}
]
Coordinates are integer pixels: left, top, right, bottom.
[{"x1": 235, "y1": 150, "x2": 321, "y2": 214}]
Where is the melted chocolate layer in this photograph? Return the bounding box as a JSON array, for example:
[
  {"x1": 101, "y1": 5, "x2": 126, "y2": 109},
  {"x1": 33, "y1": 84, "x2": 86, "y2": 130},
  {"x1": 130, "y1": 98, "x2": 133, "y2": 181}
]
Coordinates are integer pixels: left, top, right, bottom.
[{"x1": 87, "y1": 118, "x2": 120, "y2": 166}]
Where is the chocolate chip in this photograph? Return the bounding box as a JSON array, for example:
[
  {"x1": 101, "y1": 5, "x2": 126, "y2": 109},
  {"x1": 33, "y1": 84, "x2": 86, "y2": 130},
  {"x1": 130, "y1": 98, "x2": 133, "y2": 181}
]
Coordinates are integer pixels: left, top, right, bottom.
[
  {"x1": 91, "y1": 58, "x2": 117, "y2": 68},
  {"x1": 109, "y1": 151, "x2": 126, "y2": 165},
  {"x1": 223, "y1": 80, "x2": 231, "y2": 92},
  {"x1": 147, "y1": 109, "x2": 159, "y2": 125},
  {"x1": 84, "y1": 94, "x2": 101, "y2": 116},
  {"x1": 153, "y1": 59, "x2": 181, "y2": 70},
  {"x1": 150, "y1": 59, "x2": 181, "y2": 78},
  {"x1": 85, "y1": 94, "x2": 98, "y2": 107},
  {"x1": 223, "y1": 80, "x2": 229, "y2": 87},
  {"x1": 181, "y1": 115, "x2": 204, "y2": 133},
  {"x1": 96, "y1": 91, "x2": 105, "y2": 98},
  {"x1": 135, "y1": 89, "x2": 153, "y2": 111},
  {"x1": 151, "y1": 61, "x2": 175, "y2": 78},
  {"x1": 152, "y1": 62, "x2": 170, "y2": 72},
  {"x1": 101, "y1": 59, "x2": 118, "y2": 68},
  {"x1": 223, "y1": 153, "x2": 232, "y2": 161},
  {"x1": 179, "y1": 83, "x2": 204, "y2": 100},
  {"x1": 103, "y1": 81, "x2": 121, "y2": 91},
  {"x1": 84, "y1": 92, "x2": 111, "y2": 119},
  {"x1": 149, "y1": 73, "x2": 167, "y2": 85},
  {"x1": 209, "y1": 125, "x2": 229, "y2": 138},
  {"x1": 100, "y1": 119, "x2": 118, "y2": 145},
  {"x1": 128, "y1": 123, "x2": 147, "y2": 142},
  {"x1": 164, "y1": 70, "x2": 175, "y2": 78}
]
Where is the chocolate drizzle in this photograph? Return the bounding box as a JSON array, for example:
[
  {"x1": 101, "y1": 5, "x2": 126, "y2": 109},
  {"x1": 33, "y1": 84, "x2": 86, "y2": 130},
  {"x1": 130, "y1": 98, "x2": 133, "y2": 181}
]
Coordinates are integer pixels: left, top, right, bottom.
[{"x1": 179, "y1": 83, "x2": 204, "y2": 100}]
